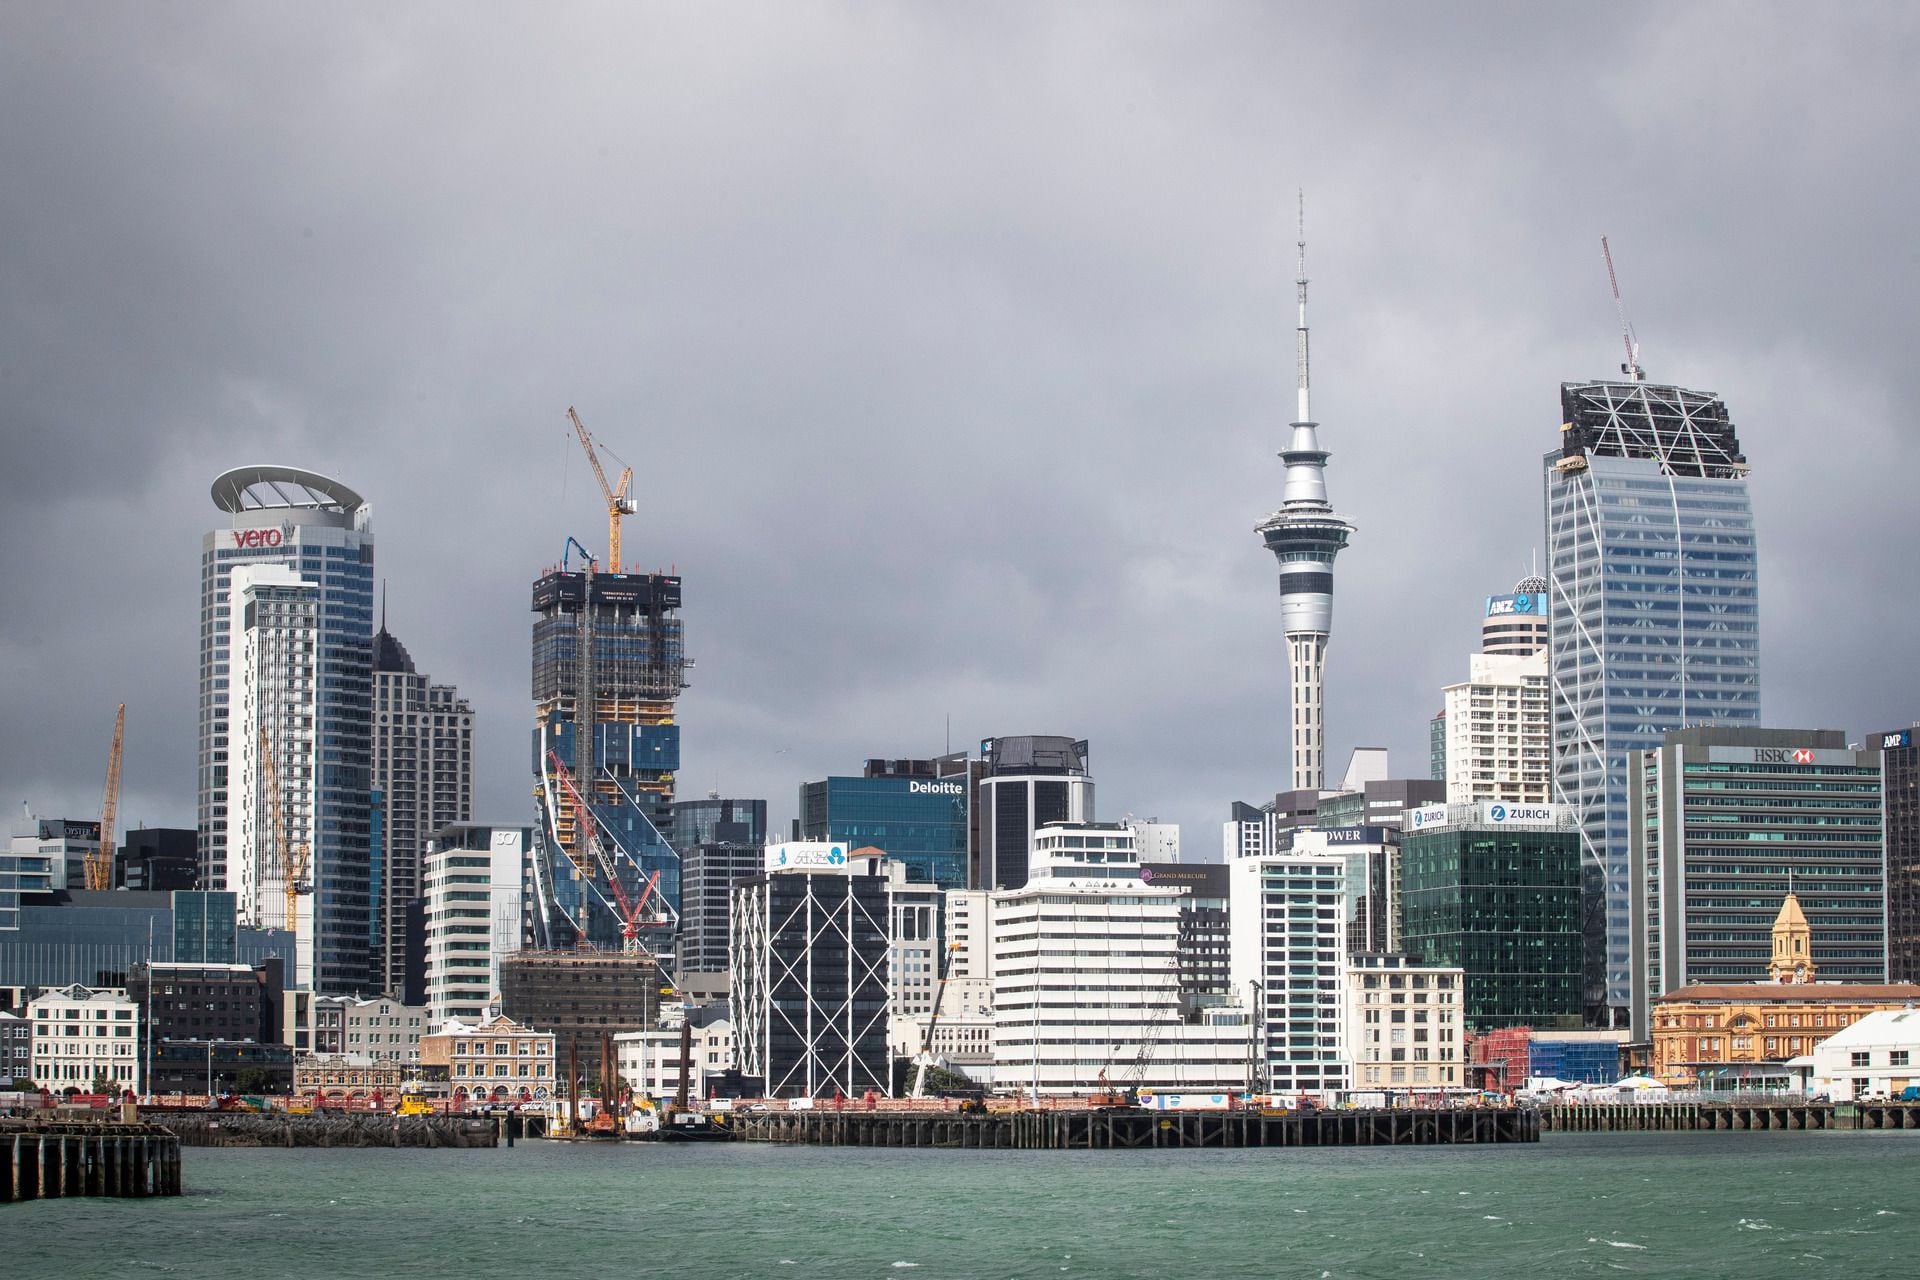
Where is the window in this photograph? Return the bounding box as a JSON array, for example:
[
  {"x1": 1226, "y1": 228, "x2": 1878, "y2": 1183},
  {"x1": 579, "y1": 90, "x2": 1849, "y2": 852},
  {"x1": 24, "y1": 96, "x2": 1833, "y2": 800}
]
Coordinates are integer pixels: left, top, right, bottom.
[
  {"x1": 1893, "y1": 1051, "x2": 1911, "y2": 1068},
  {"x1": 1852, "y1": 1052, "x2": 1870, "y2": 1067}
]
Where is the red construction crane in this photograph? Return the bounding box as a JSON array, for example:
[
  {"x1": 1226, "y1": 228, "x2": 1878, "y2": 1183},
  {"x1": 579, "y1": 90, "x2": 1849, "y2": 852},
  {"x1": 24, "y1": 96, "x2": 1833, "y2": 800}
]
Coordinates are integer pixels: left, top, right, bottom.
[{"x1": 547, "y1": 749, "x2": 648, "y2": 951}]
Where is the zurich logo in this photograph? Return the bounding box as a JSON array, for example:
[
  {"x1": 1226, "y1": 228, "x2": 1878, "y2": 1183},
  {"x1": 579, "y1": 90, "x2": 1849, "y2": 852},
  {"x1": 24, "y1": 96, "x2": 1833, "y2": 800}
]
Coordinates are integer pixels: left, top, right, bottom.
[{"x1": 1490, "y1": 804, "x2": 1507, "y2": 821}]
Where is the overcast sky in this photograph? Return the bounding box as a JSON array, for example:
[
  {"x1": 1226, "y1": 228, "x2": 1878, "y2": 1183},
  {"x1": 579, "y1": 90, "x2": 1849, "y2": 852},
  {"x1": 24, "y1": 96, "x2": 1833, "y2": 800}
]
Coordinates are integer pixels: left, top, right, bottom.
[{"x1": 4, "y1": 3, "x2": 1916, "y2": 855}]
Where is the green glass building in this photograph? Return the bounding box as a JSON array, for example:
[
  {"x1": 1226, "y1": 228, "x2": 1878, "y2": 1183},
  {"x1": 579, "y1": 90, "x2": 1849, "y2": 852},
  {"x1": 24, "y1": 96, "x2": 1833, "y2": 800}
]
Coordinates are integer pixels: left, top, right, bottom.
[{"x1": 1398, "y1": 803, "x2": 1584, "y2": 1030}]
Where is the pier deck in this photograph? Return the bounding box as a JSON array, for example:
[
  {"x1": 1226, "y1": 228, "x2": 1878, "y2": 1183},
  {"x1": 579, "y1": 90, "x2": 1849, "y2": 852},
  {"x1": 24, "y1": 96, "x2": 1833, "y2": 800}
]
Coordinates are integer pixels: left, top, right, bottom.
[{"x1": 731, "y1": 1107, "x2": 1537, "y2": 1149}]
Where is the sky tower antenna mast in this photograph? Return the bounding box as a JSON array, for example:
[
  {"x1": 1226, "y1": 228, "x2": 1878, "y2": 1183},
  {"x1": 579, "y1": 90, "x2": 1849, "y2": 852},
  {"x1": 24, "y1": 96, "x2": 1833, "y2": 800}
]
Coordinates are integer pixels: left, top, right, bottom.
[{"x1": 1600, "y1": 236, "x2": 1643, "y2": 382}]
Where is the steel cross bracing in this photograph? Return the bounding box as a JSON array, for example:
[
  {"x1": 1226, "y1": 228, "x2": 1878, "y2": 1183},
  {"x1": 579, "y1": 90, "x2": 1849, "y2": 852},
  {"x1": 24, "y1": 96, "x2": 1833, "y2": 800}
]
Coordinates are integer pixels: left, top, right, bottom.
[
  {"x1": 1560, "y1": 382, "x2": 1748, "y2": 478},
  {"x1": 749, "y1": 878, "x2": 891, "y2": 1099}
]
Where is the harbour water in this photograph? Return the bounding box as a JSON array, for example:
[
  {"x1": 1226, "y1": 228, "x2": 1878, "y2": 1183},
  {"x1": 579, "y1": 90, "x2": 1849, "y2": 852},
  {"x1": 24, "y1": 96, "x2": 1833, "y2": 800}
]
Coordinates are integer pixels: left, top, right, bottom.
[{"x1": 9, "y1": 1130, "x2": 1919, "y2": 1278}]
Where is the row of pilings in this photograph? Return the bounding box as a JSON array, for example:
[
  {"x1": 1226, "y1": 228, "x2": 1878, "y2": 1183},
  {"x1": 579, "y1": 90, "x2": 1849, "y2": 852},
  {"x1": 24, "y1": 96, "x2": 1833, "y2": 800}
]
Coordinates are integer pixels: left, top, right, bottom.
[
  {"x1": 731, "y1": 1107, "x2": 1538, "y2": 1149},
  {"x1": 1542, "y1": 1101, "x2": 1920, "y2": 1132},
  {"x1": 4, "y1": 1123, "x2": 181, "y2": 1201}
]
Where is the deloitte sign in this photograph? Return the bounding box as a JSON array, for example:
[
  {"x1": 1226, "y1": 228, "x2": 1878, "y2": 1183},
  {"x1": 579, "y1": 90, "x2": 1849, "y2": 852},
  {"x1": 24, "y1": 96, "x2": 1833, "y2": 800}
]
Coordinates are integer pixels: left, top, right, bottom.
[{"x1": 908, "y1": 779, "x2": 964, "y2": 797}]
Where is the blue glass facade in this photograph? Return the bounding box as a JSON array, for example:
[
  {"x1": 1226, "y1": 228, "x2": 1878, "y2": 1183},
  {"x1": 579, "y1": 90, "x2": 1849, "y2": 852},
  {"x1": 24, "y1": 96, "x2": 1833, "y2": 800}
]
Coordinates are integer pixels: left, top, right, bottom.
[
  {"x1": 799, "y1": 777, "x2": 968, "y2": 888},
  {"x1": 1545, "y1": 381, "x2": 1759, "y2": 1021},
  {"x1": 0, "y1": 891, "x2": 290, "y2": 990}
]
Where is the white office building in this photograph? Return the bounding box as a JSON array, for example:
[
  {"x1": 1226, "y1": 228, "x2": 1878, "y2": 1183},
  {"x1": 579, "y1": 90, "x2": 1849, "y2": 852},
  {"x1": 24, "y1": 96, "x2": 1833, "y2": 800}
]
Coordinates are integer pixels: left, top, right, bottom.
[
  {"x1": 990, "y1": 823, "x2": 1251, "y2": 1097},
  {"x1": 224, "y1": 561, "x2": 320, "y2": 986},
  {"x1": 1344, "y1": 953, "x2": 1466, "y2": 1097},
  {"x1": 1442, "y1": 650, "x2": 1551, "y2": 806},
  {"x1": 28, "y1": 984, "x2": 141, "y2": 1093},
  {"x1": 615, "y1": 1014, "x2": 736, "y2": 1101},
  {"x1": 1231, "y1": 851, "x2": 1351, "y2": 1098}
]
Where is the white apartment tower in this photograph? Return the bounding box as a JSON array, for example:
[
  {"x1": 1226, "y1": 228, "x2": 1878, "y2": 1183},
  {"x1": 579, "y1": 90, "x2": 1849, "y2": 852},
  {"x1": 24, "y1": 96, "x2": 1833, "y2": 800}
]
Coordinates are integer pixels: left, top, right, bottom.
[
  {"x1": 1230, "y1": 851, "x2": 1352, "y2": 1098},
  {"x1": 1442, "y1": 649, "x2": 1551, "y2": 805},
  {"x1": 371, "y1": 626, "x2": 475, "y2": 998}
]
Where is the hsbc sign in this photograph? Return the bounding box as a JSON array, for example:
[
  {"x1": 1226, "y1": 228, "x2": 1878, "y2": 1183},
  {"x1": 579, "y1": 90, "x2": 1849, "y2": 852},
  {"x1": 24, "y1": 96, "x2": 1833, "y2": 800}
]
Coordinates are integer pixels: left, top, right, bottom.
[
  {"x1": 1753, "y1": 748, "x2": 1816, "y2": 765},
  {"x1": 230, "y1": 527, "x2": 285, "y2": 549}
]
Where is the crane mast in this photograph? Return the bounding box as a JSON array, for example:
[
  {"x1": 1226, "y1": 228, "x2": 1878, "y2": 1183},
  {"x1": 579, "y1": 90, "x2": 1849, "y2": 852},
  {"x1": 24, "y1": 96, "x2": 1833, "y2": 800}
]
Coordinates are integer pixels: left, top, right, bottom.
[
  {"x1": 1600, "y1": 236, "x2": 1644, "y2": 381},
  {"x1": 566, "y1": 406, "x2": 637, "y2": 573},
  {"x1": 88, "y1": 704, "x2": 124, "y2": 892}
]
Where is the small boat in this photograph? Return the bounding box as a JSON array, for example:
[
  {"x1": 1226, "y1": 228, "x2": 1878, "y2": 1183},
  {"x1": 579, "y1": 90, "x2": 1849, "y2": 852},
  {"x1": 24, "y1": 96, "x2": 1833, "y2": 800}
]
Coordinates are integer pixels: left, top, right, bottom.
[{"x1": 655, "y1": 1110, "x2": 731, "y2": 1142}]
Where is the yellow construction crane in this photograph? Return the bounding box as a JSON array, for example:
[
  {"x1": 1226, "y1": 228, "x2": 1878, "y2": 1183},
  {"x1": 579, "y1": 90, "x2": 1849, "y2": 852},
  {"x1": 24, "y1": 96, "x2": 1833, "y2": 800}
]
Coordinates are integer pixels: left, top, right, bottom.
[
  {"x1": 258, "y1": 726, "x2": 310, "y2": 932},
  {"x1": 567, "y1": 406, "x2": 636, "y2": 573},
  {"x1": 88, "y1": 704, "x2": 124, "y2": 891}
]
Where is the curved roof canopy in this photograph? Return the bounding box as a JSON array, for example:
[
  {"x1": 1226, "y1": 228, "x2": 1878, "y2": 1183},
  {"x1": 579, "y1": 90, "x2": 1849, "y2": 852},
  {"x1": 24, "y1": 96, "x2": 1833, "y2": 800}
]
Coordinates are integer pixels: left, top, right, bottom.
[{"x1": 210, "y1": 465, "x2": 365, "y2": 514}]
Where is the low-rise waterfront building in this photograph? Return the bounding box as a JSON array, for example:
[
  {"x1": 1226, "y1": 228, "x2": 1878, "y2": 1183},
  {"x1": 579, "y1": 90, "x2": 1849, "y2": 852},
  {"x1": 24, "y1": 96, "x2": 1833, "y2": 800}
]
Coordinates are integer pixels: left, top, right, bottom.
[
  {"x1": 28, "y1": 984, "x2": 139, "y2": 1093},
  {"x1": 419, "y1": 1012, "x2": 556, "y2": 1106},
  {"x1": 294, "y1": 1052, "x2": 409, "y2": 1097},
  {"x1": 613, "y1": 1010, "x2": 735, "y2": 1101},
  {"x1": 1809, "y1": 1008, "x2": 1920, "y2": 1100},
  {"x1": 309, "y1": 994, "x2": 427, "y2": 1062},
  {"x1": 2, "y1": 1008, "x2": 34, "y2": 1084},
  {"x1": 1344, "y1": 953, "x2": 1466, "y2": 1097},
  {"x1": 498, "y1": 949, "x2": 669, "y2": 1085}
]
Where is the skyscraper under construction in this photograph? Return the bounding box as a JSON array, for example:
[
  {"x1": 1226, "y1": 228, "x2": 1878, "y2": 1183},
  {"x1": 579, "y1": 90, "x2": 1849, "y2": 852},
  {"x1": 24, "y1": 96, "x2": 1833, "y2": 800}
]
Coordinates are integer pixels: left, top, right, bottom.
[{"x1": 528, "y1": 554, "x2": 689, "y2": 952}]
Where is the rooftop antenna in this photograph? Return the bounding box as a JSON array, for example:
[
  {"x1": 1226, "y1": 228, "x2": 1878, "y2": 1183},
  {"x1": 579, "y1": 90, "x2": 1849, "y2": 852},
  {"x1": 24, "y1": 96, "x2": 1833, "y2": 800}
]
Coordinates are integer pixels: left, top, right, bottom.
[
  {"x1": 1600, "y1": 236, "x2": 1643, "y2": 381},
  {"x1": 1295, "y1": 189, "x2": 1311, "y2": 423}
]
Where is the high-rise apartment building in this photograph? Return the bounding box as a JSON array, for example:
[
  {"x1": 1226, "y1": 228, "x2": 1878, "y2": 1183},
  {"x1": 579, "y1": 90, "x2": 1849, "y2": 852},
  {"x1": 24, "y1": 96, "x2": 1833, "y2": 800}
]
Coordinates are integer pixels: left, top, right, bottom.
[
  {"x1": 1876, "y1": 726, "x2": 1920, "y2": 983},
  {"x1": 974, "y1": 736, "x2": 1093, "y2": 890},
  {"x1": 422, "y1": 823, "x2": 532, "y2": 1029},
  {"x1": 1230, "y1": 850, "x2": 1352, "y2": 1098},
  {"x1": 1545, "y1": 380, "x2": 1759, "y2": 1023},
  {"x1": 200, "y1": 467, "x2": 374, "y2": 994},
  {"x1": 529, "y1": 563, "x2": 688, "y2": 950},
  {"x1": 1629, "y1": 727, "x2": 1886, "y2": 1037},
  {"x1": 370, "y1": 627, "x2": 474, "y2": 997},
  {"x1": 1254, "y1": 218, "x2": 1356, "y2": 794},
  {"x1": 1442, "y1": 651, "x2": 1551, "y2": 805}
]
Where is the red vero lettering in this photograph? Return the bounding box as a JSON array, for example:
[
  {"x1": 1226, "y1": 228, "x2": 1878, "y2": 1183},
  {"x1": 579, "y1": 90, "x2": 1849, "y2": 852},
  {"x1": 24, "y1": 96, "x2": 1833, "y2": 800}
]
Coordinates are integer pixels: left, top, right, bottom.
[{"x1": 230, "y1": 528, "x2": 284, "y2": 549}]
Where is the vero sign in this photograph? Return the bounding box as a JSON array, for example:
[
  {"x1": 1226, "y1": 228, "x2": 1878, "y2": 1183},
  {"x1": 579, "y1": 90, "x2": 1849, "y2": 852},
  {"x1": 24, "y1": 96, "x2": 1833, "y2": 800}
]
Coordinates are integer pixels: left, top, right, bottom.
[{"x1": 230, "y1": 528, "x2": 284, "y2": 549}]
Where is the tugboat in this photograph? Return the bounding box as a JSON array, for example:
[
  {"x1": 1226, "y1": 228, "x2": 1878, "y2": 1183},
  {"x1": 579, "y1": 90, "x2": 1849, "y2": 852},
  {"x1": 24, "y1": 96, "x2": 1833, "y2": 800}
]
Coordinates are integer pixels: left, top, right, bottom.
[{"x1": 654, "y1": 1020, "x2": 732, "y2": 1142}]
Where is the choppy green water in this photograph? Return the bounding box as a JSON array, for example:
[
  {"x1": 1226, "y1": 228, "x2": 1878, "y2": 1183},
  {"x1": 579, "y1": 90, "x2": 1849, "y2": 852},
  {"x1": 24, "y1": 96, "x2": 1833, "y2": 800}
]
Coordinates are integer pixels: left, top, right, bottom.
[{"x1": 10, "y1": 1131, "x2": 1920, "y2": 1278}]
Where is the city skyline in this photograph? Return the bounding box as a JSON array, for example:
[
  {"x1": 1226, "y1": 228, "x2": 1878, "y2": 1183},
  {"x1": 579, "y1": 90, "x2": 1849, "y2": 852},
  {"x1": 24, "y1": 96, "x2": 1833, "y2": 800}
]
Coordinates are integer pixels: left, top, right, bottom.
[{"x1": 4, "y1": 7, "x2": 1917, "y2": 850}]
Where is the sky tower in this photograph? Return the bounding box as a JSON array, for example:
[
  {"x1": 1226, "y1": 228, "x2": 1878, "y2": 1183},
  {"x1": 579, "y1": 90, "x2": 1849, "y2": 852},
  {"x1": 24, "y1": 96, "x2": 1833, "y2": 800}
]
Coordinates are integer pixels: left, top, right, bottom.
[{"x1": 1255, "y1": 200, "x2": 1356, "y2": 793}]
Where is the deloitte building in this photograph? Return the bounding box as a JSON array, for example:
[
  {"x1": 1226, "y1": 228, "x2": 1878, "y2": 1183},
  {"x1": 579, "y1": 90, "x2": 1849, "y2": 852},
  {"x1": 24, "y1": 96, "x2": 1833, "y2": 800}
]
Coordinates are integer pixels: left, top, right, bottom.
[{"x1": 799, "y1": 764, "x2": 968, "y2": 889}]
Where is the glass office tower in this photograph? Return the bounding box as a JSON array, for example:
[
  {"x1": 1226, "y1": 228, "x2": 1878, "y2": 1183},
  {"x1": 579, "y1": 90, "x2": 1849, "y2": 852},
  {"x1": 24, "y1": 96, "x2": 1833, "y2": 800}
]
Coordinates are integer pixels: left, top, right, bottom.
[{"x1": 1544, "y1": 380, "x2": 1760, "y2": 1024}]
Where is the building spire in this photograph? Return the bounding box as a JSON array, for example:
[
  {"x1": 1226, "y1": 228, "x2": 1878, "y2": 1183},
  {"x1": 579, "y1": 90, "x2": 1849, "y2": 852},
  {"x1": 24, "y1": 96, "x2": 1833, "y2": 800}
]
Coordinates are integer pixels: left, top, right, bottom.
[{"x1": 1295, "y1": 190, "x2": 1311, "y2": 425}]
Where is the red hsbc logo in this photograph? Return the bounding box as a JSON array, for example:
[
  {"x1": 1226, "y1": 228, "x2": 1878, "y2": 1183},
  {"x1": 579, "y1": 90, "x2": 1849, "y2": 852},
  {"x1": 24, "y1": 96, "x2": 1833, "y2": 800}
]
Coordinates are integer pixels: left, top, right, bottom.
[
  {"x1": 231, "y1": 528, "x2": 283, "y2": 549},
  {"x1": 1792, "y1": 748, "x2": 1815, "y2": 765}
]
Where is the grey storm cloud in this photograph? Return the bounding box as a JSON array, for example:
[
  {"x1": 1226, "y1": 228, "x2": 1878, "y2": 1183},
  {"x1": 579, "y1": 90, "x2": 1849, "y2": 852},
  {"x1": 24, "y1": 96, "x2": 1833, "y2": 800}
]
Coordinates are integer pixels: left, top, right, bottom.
[{"x1": 3, "y1": 2, "x2": 1916, "y2": 850}]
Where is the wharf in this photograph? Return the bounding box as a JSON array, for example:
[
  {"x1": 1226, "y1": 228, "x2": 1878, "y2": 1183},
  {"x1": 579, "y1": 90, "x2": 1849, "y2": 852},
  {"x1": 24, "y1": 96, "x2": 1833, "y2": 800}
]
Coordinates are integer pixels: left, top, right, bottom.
[
  {"x1": 152, "y1": 1112, "x2": 500, "y2": 1148},
  {"x1": 731, "y1": 1106, "x2": 1537, "y2": 1149},
  {"x1": 1542, "y1": 1101, "x2": 1920, "y2": 1133},
  {"x1": 4, "y1": 1120, "x2": 182, "y2": 1201}
]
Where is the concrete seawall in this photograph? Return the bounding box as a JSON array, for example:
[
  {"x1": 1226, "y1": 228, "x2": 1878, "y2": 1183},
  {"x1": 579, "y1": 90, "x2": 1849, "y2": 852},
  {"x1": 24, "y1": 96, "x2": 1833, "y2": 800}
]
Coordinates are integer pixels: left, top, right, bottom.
[
  {"x1": 732, "y1": 1107, "x2": 1538, "y2": 1149},
  {"x1": 4, "y1": 1123, "x2": 182, "y2": 1201}
]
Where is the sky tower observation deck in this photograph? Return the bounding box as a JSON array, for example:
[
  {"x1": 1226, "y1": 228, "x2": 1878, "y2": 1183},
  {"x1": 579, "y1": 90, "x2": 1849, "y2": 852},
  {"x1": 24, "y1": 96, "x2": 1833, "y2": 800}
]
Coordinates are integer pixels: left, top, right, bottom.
[{"x1": 1255, "y1": 213, "x2": 1356, "y2": 793}]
